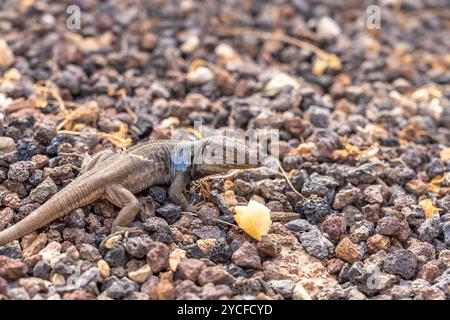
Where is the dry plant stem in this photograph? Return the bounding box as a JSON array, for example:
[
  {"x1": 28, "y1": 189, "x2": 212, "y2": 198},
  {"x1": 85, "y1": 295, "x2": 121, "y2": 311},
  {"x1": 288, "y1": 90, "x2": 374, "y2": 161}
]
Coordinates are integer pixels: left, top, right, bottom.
[
  {"x1": 181, "y1": 211, "x2": 239, "y2": 229},
  {"x1": 213, "y1": 26, "x2": 339, "y2": 66},
  {"x1": 118, "y1": 88, "x2": 138, "y2": 124}
]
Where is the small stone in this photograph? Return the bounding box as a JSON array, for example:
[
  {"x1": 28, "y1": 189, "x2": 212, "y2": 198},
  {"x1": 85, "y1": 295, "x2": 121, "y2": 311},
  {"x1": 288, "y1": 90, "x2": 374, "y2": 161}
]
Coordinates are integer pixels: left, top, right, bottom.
[
  {"x1": 18, "y1": 277, "x2": 51, "y2": 297},
  {"x1": 102, "y1": 276, "x2": 138, "y2": 299},
  {"x1": 8, "y1": 161, "x2": 35, "y2": 182},
  {"x1": 104, "y1": 243, "x2": 127, "y2": 267},
  {"x1": 176, "y1": 258, "x2": 206, "y2": 282},
  {"x1": 51, "y1": 273, "x2": 66, "y2": 286},
  {"x1": 29, "y1": 177, "x2": 57, "y2": 203},
  {"x1": 146, "y1": 242, "x2": 170, "y2": 273},
  {"x1": 128, "y1": 264, "x2": 152, "y2": 283},
  {"x1": 257, "y1": 234, "x2": 280, "y2": 258},
  {"x1": 443, "y1": 222, "x2": 450, "y2": 247},
  {"x1": 169, "y1": 248, "x2": 186, "y2": 272},
  {"x1": 367, "y1": 234, "x2": 390, "y2": 253},
  {"x1": 316, "y1": 16, "x2": 341, "y2": 40},
  {"x1": 148, "y1": 186, "x2": 167, "y2": 204},
  {"x1": 63, "y1": 290, "x2": 96, "y2": 300},
  {"x1": 148, "y1": 279, "x2": 174, "y2": 300},
  {"x1": 0, "y1": 38, "x2": 15, "y2": 69},
  {"x1": 234, "y1": 179, "x2": 254, "y2": 196},
  {"x1": 210, "y1": 238, "x2": 232, "y2": 263},
  {"x1": 231, "y1": 242, "x2": 261, "y2": 269},
  {"x1": 321, "y1": 215, "x2": 346, "y2": 240},
  {"x1": 364, "y1": 185, "x2": 383, "y2": 204},
  {"x1": 22, "y1": 234, "x2": 48, "y2": 258},
  {"x1": 0, "y1": 255, "x2": 28, "y2": 280},
  {"x1": 285, "y1": 219, "x2": 314, "y2": 233},
  {"x1": 300, "y1": 229, "x2": 333, "y2": 259},
  {"x1": 7, "y1": 287, "x2": 30, "y2": 300},
  {"x1": 0, "y1": 207, "x2": 14, "y2": 231},
  {"x1": 335, "y1": 237, "x2": 363, "y2": 264},
  {"x1": 193, "y1": 225, "x2": 226, "y2": 240},
  {"x1": 33, "y1": 260, "x2": 51, "y2": 279},
  {"x1": 376, "y1": 216, "x2": 402, "y2": 236},
  {"x1": 418, "y1": 261, "x2": 443, "y2": 283},
  {"x1": 79, "y1": 243, "x2": 102, "y2": 262},
  {"x1": 97, "y1": 259, "x2": 110, "y2": 278},
  {"x1": 346, "y1": 163, "x2": 382, "y2": 185},
  {"x1": 302, "y1": 197, "x2": 330, "y2": 224},
  {"x1": 268, "y1": 279, "x2": 295, "y2": 299},
  {"x1": 144, "y1": 217, "x2": 174, "y2": 244},
  {"x1": 124, "y1": 235, "x2": 154, "y2": 259},
  {"x1": 39, "y1": 241, "x2": 62, "y2": 264},
  {"x1": 196, "y1": 239, "x2": 216, "y2": 256},
  {"x1": 383, "y1": 249, "x2": 417, "y2": 279},
  {"x1": 256, "y1": 179, "x2": 286, "y2": 199},
  {"x1": 292, "y1": 284, "x2": 312, "y2": 300},
  {"x1": 198, "y1": 266, "x2": 234, "y2": 286}
]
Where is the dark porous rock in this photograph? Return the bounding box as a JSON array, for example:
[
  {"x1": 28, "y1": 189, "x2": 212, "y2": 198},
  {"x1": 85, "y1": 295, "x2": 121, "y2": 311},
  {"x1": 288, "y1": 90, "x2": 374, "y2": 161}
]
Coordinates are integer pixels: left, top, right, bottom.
[
  {"x1": 443, "y1": 222, "x2": 450, "y2": 247},
  {"x1": 383, "y1": 249, "x2": 418, "y2": 279},
  {"x1": 256, "y1": 179, "x2": 286, "y2": 199},
  {"x1": 8, "y1": 161, "x2": 35, "y2": 182},
  {"x1": 346, "y1": 163, "x2": 383, "y2": 185},
  {"x1": 66, "y1": 209, "x2": 85, "y2": 229},
  {"x1": 124, "y1": 235, "x2": 154, "y2": 259},
  {"x1": 102, "y1": 276, "x2": 139, "y2": 299},
  {"x1": 301, "y1": 180, "x2": 328, "y2": 197},
  {"x1": 302, "y1": 197, "x2": 329, "y2": 224},
  {"x1": 148, "y1": 186, "x2": 167, "y2": 204},
  {"x1": 234, "y1": 179, "x2": 254, "y2": 196},
  {"x1": 16, "y1": 138, "x2": 45, "y2": 161},
  {"x1": 155, "y1": 202, "x2": 181, "y2": 224},
  {"x1": 209, "y1": 238, "x2": 232, "y2": 263},
  {"x1": 104, "y1": 243, "x2": 127, "y2": 268},
  {"x1": 227, "y1": 264, "x2": 249, "y2": 278},
  {"x1": 231, "y1": 277, "x2": 266, "y2": 296},
  {"x1": 285, "y1": 218, "x2": 314, "y2": 233},
  {"x1": 208, "y1": 190, "x2": 232, "y2": 215},
  {"x1": 300, "y1": 229, "x2": 333, "y2": 259},
  {"x1": 33, "y1": 260, "x2": 51, "y2": 280},
  {"x1": 176, "y1": 258, "x2": 206, "y2": 282},
  {"x1": 198, "y1": 266, "x2": 235, "y2": 286},
  {"x1": 146, "y1": 242, "x2": 170, "y2": 273},
  {"x1": 0, "y1": 255, "x2": 28, "y2": 280},
  {"x1": 29, "y1": 177, "x2": 58, "y2": 204},
  {"x1": 376, "y1": 216, "x2": 402, "y2": 236},
  {"x1": 321, "y1": 215, "x2": 346, "y2": 241},
  {"x1": 231, "y1": 242, "x2": 261, "y2": 269},
  {"x1": 193, "y1": 225, "x2": 226, "y2": 240},
  {"x1": 418, "y1": 216, "x2": 441, "y2": 243},
  {"x1": 183, "y1": 244, "x2": 207, "y2": 259},
  {"x1": 425, "y1": 158, "x2": 446, "y2": 179},
  {"x1": 144, "y1": 217, "x2": 173, "y2": 244}
]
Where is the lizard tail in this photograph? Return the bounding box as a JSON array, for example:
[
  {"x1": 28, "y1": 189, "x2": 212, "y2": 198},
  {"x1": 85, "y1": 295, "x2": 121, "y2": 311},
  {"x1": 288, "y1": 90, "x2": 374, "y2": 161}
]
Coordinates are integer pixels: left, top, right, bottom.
[{"x1": 0, "y1": 177, "x2": 104, "y2": 246}]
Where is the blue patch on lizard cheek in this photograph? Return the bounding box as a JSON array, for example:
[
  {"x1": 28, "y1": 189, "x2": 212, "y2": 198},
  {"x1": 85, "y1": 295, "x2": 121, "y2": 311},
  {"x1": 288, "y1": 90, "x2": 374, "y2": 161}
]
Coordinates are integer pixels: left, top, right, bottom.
[{"x1": 171, "y1": 149, "x2": 188, "y2": 172}]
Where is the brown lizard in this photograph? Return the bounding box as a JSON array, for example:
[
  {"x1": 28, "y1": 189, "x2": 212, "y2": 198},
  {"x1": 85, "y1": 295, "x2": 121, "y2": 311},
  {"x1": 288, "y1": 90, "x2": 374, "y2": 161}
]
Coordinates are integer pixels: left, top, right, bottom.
[{"x1": 0, "y1": 136, "x2": 259, "y2": 246}]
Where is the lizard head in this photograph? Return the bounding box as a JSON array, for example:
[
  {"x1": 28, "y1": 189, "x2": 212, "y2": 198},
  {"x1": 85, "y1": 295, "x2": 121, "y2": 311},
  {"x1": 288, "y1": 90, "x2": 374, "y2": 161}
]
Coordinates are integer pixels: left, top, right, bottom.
[{"x1": 193, "y1": 136, "x2": 260, "y2": 176}]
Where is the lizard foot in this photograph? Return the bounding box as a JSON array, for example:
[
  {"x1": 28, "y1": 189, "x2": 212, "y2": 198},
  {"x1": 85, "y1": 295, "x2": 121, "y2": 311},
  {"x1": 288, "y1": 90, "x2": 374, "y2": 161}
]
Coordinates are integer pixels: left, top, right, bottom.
[
  {"x1": 100, "y1": 227, "x2": 143, "y2": 248},
  {"x1": 183, "y1": 202, "x2": 203, "y2": 213}
]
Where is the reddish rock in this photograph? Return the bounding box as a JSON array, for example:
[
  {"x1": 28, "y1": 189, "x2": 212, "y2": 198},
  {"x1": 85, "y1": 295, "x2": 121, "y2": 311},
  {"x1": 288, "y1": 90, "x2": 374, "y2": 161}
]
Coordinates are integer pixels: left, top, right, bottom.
[
  {"x1": 146, "y1": 242, "x2": 170, "y2": 274},
  {"x1": 367, "y1": 234, "x2": 390, "y2": 253},
  {"x1": 176, "y1": 259, "x2": 206, "y2": 282},
  {"x1": 326, "y1": 259, "x2": 345, "y2": 274},
  {"x1": 63, "y1": 290, "x2": 96, "y2": 300},
  {"x1": 198, "y1": 266, "x2": 234, "y2": 286},
  {"x1": 321, "y1": 215, "x2": 346, "y2": 240},
  {"x1": 148, "y1": 279, "x2": 174, "y2": 300},
  {"x1": 231, "y1": 242, "x2": 261, "y2": 269},
  {"x1": 0, "y1": 255, "x2": 28, "y2": 280},
  {"x1": 418, "y1": 261, "x2": 443, "y2": 283},
  {"x1": 257, "y1": 234, "x2": 280, "y2": 258},
  {"x1": 335, "y1": 238, "x2": 363, "y2": 263}
]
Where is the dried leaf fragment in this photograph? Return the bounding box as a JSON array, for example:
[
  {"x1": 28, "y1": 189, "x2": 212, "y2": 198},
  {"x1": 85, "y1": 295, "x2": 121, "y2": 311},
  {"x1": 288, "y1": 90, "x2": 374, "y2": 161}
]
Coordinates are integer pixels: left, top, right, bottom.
[
  {"x1": 419, "y1": 198, "x2": 442, "y2": 219},
  {"x1": 234, "y1": 200, "x2": 272, "y2": 241}
]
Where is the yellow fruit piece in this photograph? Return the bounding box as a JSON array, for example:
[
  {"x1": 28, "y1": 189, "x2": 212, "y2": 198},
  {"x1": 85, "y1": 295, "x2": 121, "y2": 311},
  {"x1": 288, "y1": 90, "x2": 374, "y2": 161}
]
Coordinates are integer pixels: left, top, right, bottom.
[
  {"x1": 234, "y1": 200, "x2": 272, "y2": 241},
  {"x1": 419, "y1": 198, "x2": 442, "y2": 219}
]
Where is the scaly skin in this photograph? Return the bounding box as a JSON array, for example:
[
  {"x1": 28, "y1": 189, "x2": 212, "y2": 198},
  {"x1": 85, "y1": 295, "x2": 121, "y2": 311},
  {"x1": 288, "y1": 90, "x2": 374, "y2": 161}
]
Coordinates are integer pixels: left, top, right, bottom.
[{"x1": 0, "y1": 136, "x2": 258, "y2": 246}]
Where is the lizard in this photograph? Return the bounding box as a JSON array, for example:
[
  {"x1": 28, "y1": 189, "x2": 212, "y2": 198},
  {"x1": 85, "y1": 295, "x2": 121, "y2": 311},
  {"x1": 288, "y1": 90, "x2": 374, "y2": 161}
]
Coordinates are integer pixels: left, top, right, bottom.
[{"x1": 0, "y1": 136, "x2": 259, "y2": 246}]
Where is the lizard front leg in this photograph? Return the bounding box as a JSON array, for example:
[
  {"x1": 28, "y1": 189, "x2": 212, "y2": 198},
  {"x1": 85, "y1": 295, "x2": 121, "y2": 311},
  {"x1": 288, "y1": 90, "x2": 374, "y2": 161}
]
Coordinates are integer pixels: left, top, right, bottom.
[
  {"x1": 168, "y1": 171, "x2": 197, "y2": 212},
  {"x1": 80, "y1": 149, "x2": 115, "y2": 174}
]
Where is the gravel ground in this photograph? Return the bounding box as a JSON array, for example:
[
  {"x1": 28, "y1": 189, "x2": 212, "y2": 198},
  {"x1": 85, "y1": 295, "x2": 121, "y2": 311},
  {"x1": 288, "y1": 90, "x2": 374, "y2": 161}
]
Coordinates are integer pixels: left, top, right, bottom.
[{"x1": 0, "y1": 0, "x2": 449, "y2": 300}]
